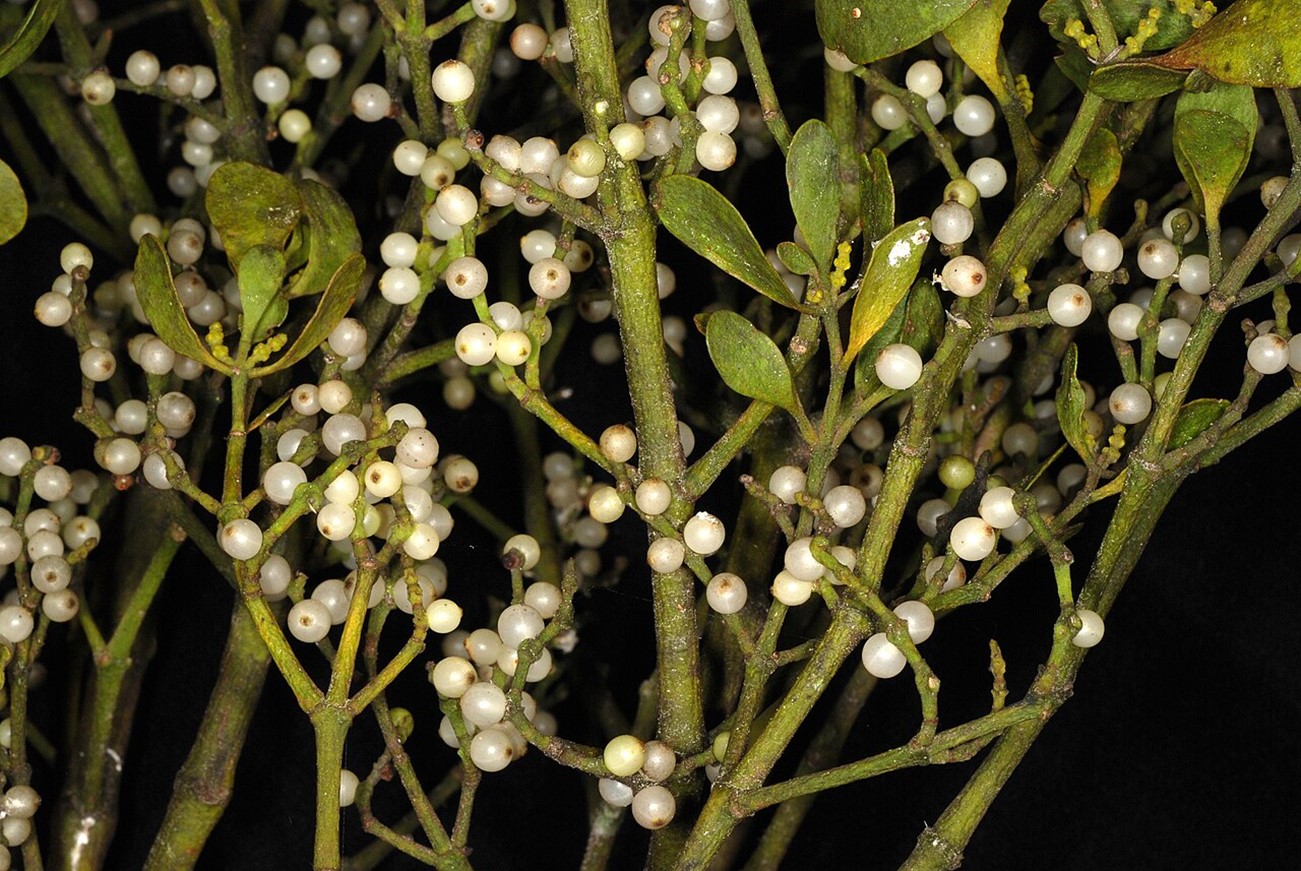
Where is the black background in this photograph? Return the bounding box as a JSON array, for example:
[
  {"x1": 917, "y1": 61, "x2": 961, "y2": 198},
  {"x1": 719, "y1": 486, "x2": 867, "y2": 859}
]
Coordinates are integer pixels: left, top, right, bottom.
[{"x1": 1, "y1": 1, "x2": 1299, "y2": 868}]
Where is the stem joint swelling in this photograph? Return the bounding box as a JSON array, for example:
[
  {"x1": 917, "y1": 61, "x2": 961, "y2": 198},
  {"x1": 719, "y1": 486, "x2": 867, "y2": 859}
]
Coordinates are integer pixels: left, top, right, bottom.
[{"x1": 915, "y1": 826, "x2": 964, "y2": 871}]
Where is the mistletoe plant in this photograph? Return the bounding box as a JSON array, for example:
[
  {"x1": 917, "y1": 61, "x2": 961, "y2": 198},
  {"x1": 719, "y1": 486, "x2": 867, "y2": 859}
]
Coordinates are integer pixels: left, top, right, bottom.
[{"x1": 0, "y1": 0, "x2": 1298, "y2": 868}]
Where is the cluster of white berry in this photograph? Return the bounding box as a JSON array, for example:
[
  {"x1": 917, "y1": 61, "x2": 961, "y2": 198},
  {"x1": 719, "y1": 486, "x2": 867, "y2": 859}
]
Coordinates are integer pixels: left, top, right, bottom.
[
  {"x1": 427, "y1": 544, "x2": 563, "y2": 773},
  {"x1": 0, "y1": 438, "x2": 99, "y2": 637},
  {"x1": 245, "y1": 390, "x2": 471, "y2": 643}
]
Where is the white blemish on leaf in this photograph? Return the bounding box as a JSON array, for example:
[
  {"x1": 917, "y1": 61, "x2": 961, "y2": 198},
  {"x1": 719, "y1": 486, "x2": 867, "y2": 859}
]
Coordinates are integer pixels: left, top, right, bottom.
[{"x1": 887, "y1": 239, "x2": 913, "y2": 265}]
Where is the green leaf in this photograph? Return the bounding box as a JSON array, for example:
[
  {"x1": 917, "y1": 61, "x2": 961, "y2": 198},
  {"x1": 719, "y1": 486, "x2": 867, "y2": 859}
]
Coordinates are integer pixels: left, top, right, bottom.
[
  {"x1": 1168, "y1": 398, "x2": 1230, "y2": 450},
  {"x1": 901, "y1": 276, "x2": 944, "y2": 357},
  {"x1": 817, "y1": 0, "x2": 979, "y2": 64},
  {"x1": 205, "y1": 162, "x2": 302, "y2": 268},
  {"x1": 0, "y1": 158, "x2": 26, "y2": 245},
  {"x1": 1076, "y1": 128, "x2": 1122, "y2": 216},
  {"x1": 944, "y1": 0, "x2": 1012, "y2": 103},
  {"x1": 284, "y1": 177, "x2": 362, "y2": 298},
  {"x1": 844, "y1": 218, "x2": 932, "y2": 364},
  {"x1": 1056, "y1": 344, "x2": 1093, "y2": 461},
  {"x1": 133, "y1": 235, "x2": 232, "y2": 374},
  {"x1": 705, "y1": 310, "x2": 798, "y2": 412},
  {"x1": 859, "y1": 149, "x2": 894, "y2": 246},
  {"x1": 654, "y1": 175, "x2": 799, "y2": 309},
  {"x1": 1150, "y1": 0, "x2": 1301, "y2": 87},
  {"x1": 776, "y1": 241, "x2": 817, "y2": 277},
  {"x1": 1041, "y1": 0, "x2": 1194, "y2": 53},
  {"x1": 237, "y1": 245, "x2": 288, "y2": 344},
  {"x1": 0, "y1": 0, "x2": 61, "y2": 79},
  {"x1": 1087, "y1": 61, "x2": 1188, "y2": 101},
  {"x1": 252, "y1": 253, "x2": 366, "y2": 377},
  {"x1": 786, "y1": 120, "x2": 840, "y2": 274},
  {"x1": 1172, "y1": 82, "x2": 1257, "y2": 223}
]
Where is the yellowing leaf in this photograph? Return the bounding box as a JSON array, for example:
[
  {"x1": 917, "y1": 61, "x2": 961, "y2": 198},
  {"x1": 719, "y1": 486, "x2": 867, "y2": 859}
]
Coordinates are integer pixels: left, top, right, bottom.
[
  {"x1": 1151, "y1": 0, "x2": 1301, "y2": 87},
  {"x1": 284, "y1": 177, "x2": 362, "y2": 298},
  {"x1": 844, "y1": 218, "x2": 931, "y2": 364},
  {"x1": 944, "y1": 0, "x2": 1012, "y2": 103},
  {"x1": 252, "y1": 253, "x2": 366, "y2": 377},
  {"x1": 1087, "y1": 61, "x2": 1188, "y2": 101},
  {"x1": 1076, "y1": 128, "x2": 1122, "y2": 216},
  {"x1": 0, "y1": 158, "x2": 26, "y2": 245},
  {"x1": 205, "y1": 162, "x2": 301, "y2": 268},
  {"x1": 1169, "y1": 398, "x2": 1230, "y2": 450},
  {"x1": 1056, "y1": 344, "x2": 1093, "y2": 461},
  {"x1": 859, "y1": 149, "x2": 894, "y2": 247},
  {"x1": 237, "y1": 245, "x2": 289, "y2": 348},
  {"x1": 133, "y1": 235, "x2": 232, "y2": 374}
]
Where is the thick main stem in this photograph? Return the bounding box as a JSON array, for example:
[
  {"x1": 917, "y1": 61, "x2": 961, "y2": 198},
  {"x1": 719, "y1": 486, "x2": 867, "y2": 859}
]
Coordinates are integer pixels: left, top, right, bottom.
[
  {"x1": 312, "y1": 708, "x2": 353, "y2": 871},
  {"x1": 50, "y1": 496, "x2": 178, "y2": 871},
  {"x1": 564, "y1": 0, "x2": 702, "y2": 753},
  {"x1": 144, "y1": 603, "x2": 272, "y2": 871}
]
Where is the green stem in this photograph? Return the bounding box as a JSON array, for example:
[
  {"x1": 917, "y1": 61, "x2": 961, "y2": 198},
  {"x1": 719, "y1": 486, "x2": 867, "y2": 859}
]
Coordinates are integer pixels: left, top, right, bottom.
[
  {"x1": 566, "y1": 0, "x2": 701, "y2": 756},
  {"x1": 745, "y1": 702, "x2": 1044, "y2": 813},
  {"x1": 53, "y1": 5, "x2": 156, "y2": 214},
  {"x1": 506, "y1": 400, "x2": 564, "y2": 585},
  {"x1": 143, "y1": 604, "x2": 272, "y2": 871},
  {"x1": 730, "y1": 0, "x2": 791, "y2": 152},
  {"x1": 8, "y1": 73, "x2": 130, "y2": 231},
  {"x1": 743, "y1": 667, "x2": 878, "y2": 870},
  {"x1": 311, "y1": 707, "x2": 353, "y2": 871},
  {"x1": 901, "y1": 470, "x2": 1182, "y2": 869},
  {"x1": 195, "y1": 0, "x2": 267, "y2": 164},
  {"x1": 49, "y1": 494, "x2": 176, "y2": 871}
]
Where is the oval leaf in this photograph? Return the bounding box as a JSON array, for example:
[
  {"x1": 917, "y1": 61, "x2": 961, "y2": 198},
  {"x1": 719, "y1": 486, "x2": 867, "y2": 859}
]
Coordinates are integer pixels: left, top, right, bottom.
[
  {"x1": 1173, "y1": 82, "x2": 1257, "y2": 221},
  {"x1": 1169, "y1": 398, "x2": 1230, "y2": 450},
  {"x1": 817, "y1": 0, "x2": 979, "y2": 64},
  {"x1": 901, "y1": 276, "x2": 944, "y2": 357},
  {"x1": 776, "y1": 241, "x2": 817, "y2": 277},
  {"x1": 285, "y1": 177, "x2": 362, "y2": 298},
  {"x1": 134, "y1": 235, "x2": 232, "y2": 374},
  {"x1": 0, "y1": 158, "x2": 26, "y2": 245},
  {"x1": 205, "y1": 162, "x2": 302, "y2": 267},
  {"x1": 944, "y1": 0, "x2": 1012, "y2": 102},
  {"x1": 1076, "y1": 128, "x2": 1122, "y2": 216},
  {"x1": 1087, "y1": 60, "x2": 1188, "y2": 101},
  {"x1": 654, "y1": 175, "x2": 798, "y2": 308},
  {"x1": 1056, "y1": 344, "x2": 1093, "y2": 461},
  {"x1": 252, "y1": 253, "x2": 366, "y2": 377},
  {"x1": 1150, "y1": 0, "x2": 1301, "y2": 87},
  {"x1": 705, "y1": 310, "x2": 797, "y2": 412},
  {"x1": 787, "y1": 120, "x2": 840, "y2": 274},
  {"x1": 237, "y1": 245, "x2": 288, "y2": 348},
  {"x1": 844, "y1": 218, "x2": 932, "y2": 364},
  {"x1": 859, "y1": 149, "x2": 895, "y2": 247},
  {"x1": 0, "y1": 0, "x2": 61, "y2": 79}
]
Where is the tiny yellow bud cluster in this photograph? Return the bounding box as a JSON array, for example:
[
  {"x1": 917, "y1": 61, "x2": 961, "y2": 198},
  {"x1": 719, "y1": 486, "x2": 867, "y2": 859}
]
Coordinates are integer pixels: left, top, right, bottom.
[
  {"x1": 1063, "y1": 19, "x2": 1099, "y2": 56},
  {"x1": 206, "y1": 323, "x2": 233, "y2": 363},
  {"x1": 1014, "y1": 74, "x2": 1033, "y2": 115},
  {"x1": 830, "y1": 240, "x2": 853, "y2": 294},
  {"x1": 1175, "y1": 0, "x2": 1217, "y2": 27},
  {"x1": 248, "y1": 332, "x2": 289, "y2": 365},
  {"x1": 1123, "y1": 8, "x2": 1163, "y2": 56},
  {"x1": 1010, "y1": 266, "x2": 1032, "y2": 306}
]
